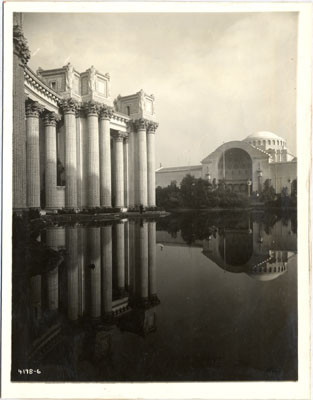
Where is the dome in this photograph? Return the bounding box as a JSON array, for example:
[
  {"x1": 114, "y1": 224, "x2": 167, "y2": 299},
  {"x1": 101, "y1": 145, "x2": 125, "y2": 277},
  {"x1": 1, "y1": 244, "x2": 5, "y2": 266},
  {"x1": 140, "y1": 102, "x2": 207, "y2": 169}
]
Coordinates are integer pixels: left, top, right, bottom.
[{"x1": 243, "y1": 131, "x2": 285, "y2": 142}]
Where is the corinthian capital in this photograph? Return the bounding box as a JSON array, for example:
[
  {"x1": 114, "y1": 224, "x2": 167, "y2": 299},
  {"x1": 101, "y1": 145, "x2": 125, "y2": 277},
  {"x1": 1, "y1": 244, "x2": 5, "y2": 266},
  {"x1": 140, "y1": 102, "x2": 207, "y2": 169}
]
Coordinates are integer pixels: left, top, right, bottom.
[
  {"x1": 43, "y1": 111, "x2": 61, "y2": 127},
  {"x1": 25, "y1": 100, "x2": 44, "y2": 118},
  {"x1": 135, "y1": 118, "x2": 149, "y2": 131},
  {"x1": 13, "y1": 25, "x2": 30, "y2": 66},
  {"x1": 84, "y1": 100, "x2": 100, "y2": 116},
  {"x1": 60, "y1": 98, "x2": 79, "y2": 114},
  {"x1": 147, "y1": 122, "x2": 159, "y2": 133},
  {"x1": 99, "y1": 105, "x2": 114, "y2": 120},
  {"x1": 113, "y1": 131, "x2": 125, "y2": 142}
]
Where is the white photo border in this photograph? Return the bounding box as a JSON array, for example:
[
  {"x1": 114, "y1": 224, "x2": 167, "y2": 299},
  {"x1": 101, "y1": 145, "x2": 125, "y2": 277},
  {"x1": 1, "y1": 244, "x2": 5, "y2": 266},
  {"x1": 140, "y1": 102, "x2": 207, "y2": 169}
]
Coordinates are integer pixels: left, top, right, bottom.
[{"x1": 1, "y1": 2, "x2": 312, "y2": 399}]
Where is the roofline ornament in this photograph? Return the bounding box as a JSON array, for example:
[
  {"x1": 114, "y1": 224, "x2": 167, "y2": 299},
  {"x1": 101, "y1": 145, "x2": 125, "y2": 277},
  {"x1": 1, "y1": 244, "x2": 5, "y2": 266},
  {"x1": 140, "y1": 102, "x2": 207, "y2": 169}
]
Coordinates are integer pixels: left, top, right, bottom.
[{"x1": 13, "y1": 24, "x2": 31, "y2": 66}]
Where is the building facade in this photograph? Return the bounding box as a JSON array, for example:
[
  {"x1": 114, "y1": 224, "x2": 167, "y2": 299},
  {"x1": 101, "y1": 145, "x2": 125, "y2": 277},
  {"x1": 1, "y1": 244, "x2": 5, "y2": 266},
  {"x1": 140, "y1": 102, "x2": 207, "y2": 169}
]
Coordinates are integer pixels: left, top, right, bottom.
[
  {"x1": 13, "y1": 14, "x2": 158, "y2": 213},
  {"x1": 156, "y1": 131, "x2": 297, "y2": 195}
]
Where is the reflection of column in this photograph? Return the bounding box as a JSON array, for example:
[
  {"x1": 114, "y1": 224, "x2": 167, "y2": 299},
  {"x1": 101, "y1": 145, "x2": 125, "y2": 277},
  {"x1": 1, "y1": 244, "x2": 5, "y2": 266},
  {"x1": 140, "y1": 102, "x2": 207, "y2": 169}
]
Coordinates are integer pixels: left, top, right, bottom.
[
  {"x1": 26, "y1": 100, "x2": 43, "y2": 208},
  {"x1": 43, "y1": 112, "x2": 60, "y2": 209},
  {"x1": 13, "y1": 23, "x2": 30, "y2": 211},
  {"x1": 147, "y1": 123, "x2": 158, "y2": 207},
  {"x1": 30, "y1": 275, "x2": 42, "y2": 319},
  {"x1": 128, "y1": 128, "x2": 135, "y2": 207},
  {"x1": 115, "y1": 222, "x2": 125, "y2": 294},
  {"x1": 66, "y1": 227, "x2": 78, "y2": 321},
  {"x1": 46, "y1": 267, "x2": 58, "y2": 310},
  {"x1": 99, "y1": 107, "x2": 113, "y2": 207},
  {"x1": 86, "y1": 102, "x2": 100, "y2": 208},
  {"x1": 101, "y1": 225, "x2": 112, "y2": 316},
  {"x1": 113, "y1": 132, "x2": 124, "y2": 208},
  {"x1": 46, "y1": 227, "x2": 66, "y2": 250},
  {"x1": 135, "y1": 119, "x2": 148, "y2": 206},
  {"x1": 123, "y1": 136, "x2": 129, "y2": 208},
  {"x1": 78, "y1": 227, "x2": 86, "y2": 317},
  {"x1": 148, "y1": 221, "x2": 157, "y2": 299},
  {"x1": 88, "y1": 227, "x2": 101, "y2": 318},
  {"x1": 136, "y1": 221, "x2": 149, "y2": 303},
  {"x1": 124, "y1": 221, "x2": 130, "y2": 289},
  {"x1": 129, "y1": 220, "x2": 136, "y2": 296},
  {"x1": 61, "y1": 99, "x2": 78, "y2": 209}
]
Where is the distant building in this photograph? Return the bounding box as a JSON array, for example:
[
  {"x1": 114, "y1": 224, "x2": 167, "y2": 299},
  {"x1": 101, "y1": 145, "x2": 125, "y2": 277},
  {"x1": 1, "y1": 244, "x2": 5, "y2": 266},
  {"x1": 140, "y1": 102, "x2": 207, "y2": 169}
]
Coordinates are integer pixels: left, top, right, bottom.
[
  {"x1": 156, "y1": 165, "x2": 202, "y2": 187},
  {"x1": 156, "y1": 131, "x2": 297, "y2": 194}
]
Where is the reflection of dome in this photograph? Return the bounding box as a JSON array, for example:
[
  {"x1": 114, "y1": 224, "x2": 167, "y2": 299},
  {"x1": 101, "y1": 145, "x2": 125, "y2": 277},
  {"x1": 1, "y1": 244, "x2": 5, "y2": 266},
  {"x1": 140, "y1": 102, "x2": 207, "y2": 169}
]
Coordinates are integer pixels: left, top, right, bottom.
[
  {"x1": 246, "y1": 263, "x2": 287, "y2": 281},
  {"x1": 243, "y1": 131, "x2": 285, "y2": 142},
  {"x1": 247, "y1": 272, "x2": 285, "y2": 281}
]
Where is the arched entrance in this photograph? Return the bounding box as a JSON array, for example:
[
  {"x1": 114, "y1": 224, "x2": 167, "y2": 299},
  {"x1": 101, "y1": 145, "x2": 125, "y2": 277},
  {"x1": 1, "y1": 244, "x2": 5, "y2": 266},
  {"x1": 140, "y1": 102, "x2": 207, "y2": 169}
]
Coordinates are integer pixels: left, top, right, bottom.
[{"x1": 218, "y1": 148, "x2": 252, "y2": 194}]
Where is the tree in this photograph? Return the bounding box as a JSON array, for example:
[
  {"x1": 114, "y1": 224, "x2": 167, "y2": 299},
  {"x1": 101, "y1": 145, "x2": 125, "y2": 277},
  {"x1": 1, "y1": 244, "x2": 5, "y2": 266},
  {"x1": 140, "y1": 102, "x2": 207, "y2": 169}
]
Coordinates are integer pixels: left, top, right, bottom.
[{"x1": 260, "y1": 179, "x2": 276, "y2": 203}]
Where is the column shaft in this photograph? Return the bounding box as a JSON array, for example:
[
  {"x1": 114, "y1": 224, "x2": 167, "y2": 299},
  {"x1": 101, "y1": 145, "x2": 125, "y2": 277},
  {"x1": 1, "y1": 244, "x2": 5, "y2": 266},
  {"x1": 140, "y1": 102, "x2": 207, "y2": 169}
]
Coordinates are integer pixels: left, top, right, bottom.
[
  {"x1": 123, "y1": 138, "x2": 129, "y2": 208},
  {"x1": 128, "y1": 130, "x2": 135, "y2": 207},
  {"x1": 64, "y1": 111, "x2": 77, "y2": 209},
  {"x1": 87, "y1": 112, "x2": 100, "y2": 207},
  {"x1": 99, "y1": 112, "x2": 112, "y2": 207},
  {"x1": 135, "y1": 120, "x2": 148, "y2": 206},
  {"x1": 44, "y1": 113, "x2": 59, "y2": 209},
  {"x1": 114, "y1": 135, "x2": 124, "y2": 208},
  {"x1": 147, "y1": 131, "x2": 156, "y2": 207},
  {"x1": 26, "y1": 102, "x2": 42, "y2": 209}
]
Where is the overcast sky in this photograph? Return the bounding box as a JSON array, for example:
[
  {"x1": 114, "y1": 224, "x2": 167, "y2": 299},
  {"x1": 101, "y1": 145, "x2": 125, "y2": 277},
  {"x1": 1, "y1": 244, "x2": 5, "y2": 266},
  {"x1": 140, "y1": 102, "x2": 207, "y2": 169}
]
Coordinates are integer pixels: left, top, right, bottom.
[{"x1": 23, "y1": 12, "x2": 297, "y2": 167}]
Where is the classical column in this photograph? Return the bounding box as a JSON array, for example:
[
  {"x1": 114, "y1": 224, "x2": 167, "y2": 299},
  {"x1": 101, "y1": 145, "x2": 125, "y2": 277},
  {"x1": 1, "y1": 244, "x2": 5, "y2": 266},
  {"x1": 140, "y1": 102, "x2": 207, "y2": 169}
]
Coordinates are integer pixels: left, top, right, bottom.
[
  {"x1": 43, "y1": 112, "x2": 60, "y2": 210},
  {"x1": 135, "y1": 119, "x2": 148, "y2": 207},
  {"x1": 123, "y1": 136, "x2": 129, "y2": 208},
  {"x1": 61, "y1": 99, "x2": 78, "y2": 209},
  {"x1": 147, "y1": 122, "x2": 158, "y2": 207},
  {"x1": 113, "y1": 132, "x2": 124, "y2": 208},
  {"x1": 99, "y1": 106, "x2": 113, "y2": 207},
  {"x1": 127, "y1": 124, "x2": 135, "y2": 207},
  {"x1": 25, "y1": 100, "x2": 43, "y2": 209},
  {"x1": 86, "y1": 102, "x2": 100, "y2": 208},
  {"x1": 148, "y1": 221, "x2": 158, "y2": 303},
  {"x1": 76, "y1": 109, "x2": 83, "y2": 209},
  {"x1": 101, "y1": 225, "x2": 112, "y2": 316},
  {"x1": 13, "y1": 23, "x2": 30, "y2": 211},
  {"x1": 66, "y1": 227, "x2": 78, "y2": 321},
  {"x1": 115, "y1": 222, "x2": 125, "y2": 295}
]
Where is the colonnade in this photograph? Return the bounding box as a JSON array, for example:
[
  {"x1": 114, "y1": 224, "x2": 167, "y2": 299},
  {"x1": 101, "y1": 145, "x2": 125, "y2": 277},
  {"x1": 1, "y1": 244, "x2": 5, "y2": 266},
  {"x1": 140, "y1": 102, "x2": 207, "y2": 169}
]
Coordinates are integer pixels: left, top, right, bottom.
[
  {"x1": 21, "y1": 99, "x2": 158, "y2": 211},
  {"x1": 13, "y1": 18, "x2": 158, "y2": 213},
  {"x1": 32, "y1": 220, "x2": 158, "y2": 321}
]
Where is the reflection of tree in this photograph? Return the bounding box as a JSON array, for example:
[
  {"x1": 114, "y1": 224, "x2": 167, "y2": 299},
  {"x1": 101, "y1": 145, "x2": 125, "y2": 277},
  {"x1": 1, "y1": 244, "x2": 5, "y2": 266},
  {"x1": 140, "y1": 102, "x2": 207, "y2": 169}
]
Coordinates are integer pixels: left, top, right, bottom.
[{"x1": 156, "y1": 210, "x2": 297, "y2": 246}]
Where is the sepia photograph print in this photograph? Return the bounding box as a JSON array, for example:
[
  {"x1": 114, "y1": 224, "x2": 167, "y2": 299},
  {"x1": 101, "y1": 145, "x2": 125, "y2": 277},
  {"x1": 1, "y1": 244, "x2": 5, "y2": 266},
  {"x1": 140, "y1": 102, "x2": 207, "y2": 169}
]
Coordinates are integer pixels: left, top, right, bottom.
[{"x1": 1, "y1": 2, "x2": 311, "y2": 399}]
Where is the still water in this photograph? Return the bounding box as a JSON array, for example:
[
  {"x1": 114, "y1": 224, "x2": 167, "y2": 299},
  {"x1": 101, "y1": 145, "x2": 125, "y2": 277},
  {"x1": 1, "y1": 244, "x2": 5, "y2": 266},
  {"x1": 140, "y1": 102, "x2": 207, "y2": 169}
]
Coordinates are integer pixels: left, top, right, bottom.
[{"x1": 12, "y1": 211, "x2": 297, "y2": 381}]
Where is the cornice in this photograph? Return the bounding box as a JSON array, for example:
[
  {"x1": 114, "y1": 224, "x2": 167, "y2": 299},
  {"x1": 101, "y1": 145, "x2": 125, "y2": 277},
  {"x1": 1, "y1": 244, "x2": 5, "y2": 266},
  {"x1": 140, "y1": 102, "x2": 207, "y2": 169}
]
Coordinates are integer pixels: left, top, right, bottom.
[{"x1": 24, "y1": 66, "x2": 62, "y2": 104}]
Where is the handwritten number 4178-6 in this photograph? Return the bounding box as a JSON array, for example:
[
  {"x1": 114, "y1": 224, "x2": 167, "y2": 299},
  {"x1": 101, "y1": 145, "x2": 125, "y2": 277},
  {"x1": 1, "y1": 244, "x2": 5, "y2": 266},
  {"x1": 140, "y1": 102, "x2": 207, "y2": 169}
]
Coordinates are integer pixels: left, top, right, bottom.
[{"x1": 18, "y1": 369, "x2": 42, "y2": 375}]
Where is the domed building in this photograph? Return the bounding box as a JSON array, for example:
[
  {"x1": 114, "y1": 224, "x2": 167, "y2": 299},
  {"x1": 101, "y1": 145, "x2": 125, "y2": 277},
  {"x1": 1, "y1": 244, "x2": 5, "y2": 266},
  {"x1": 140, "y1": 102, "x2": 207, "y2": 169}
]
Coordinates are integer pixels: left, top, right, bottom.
[{"x1": 156, "y1": 131, "x2": 297, "y2": 195}]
